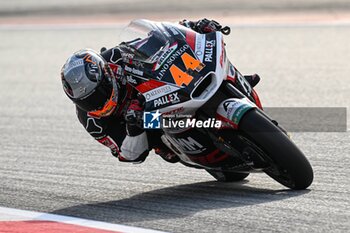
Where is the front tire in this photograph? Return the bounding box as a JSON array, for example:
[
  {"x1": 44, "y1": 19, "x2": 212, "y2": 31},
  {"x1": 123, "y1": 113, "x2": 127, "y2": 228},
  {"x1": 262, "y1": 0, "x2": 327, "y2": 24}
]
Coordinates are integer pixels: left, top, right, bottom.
[
  {"x1": 239, "y1": 109, "x2": 313, "y2": 190},
  {"x1": 206, "y1": 170, "x2": 249, "y2": 182}
]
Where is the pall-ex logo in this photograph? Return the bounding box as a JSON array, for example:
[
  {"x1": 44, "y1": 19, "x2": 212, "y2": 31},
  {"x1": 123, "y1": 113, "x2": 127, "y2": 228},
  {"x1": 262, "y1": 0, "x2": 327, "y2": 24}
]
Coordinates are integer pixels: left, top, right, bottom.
[
  {"x1": 143, "y1": 110, "x2": 162, "y2": 129},
  {"x1": 154, "y1": 92, "x2": 180, "y2": 107},
  {"x1": 204, "y1": 40, "x2": 215, "y2": 62}
]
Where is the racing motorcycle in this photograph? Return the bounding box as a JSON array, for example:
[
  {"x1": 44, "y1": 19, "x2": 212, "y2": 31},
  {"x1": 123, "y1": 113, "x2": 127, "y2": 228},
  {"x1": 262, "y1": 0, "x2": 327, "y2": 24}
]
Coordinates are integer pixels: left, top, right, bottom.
[{"x1": 118, "y1": 19, "x2": 313, "y2": 190}]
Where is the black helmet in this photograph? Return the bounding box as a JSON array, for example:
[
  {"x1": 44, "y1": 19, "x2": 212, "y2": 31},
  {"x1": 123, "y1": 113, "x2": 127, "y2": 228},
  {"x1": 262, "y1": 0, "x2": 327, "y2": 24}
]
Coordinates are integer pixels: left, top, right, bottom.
[{"x1": 61, "y1": 49, "x2": 119, "y2": 117}]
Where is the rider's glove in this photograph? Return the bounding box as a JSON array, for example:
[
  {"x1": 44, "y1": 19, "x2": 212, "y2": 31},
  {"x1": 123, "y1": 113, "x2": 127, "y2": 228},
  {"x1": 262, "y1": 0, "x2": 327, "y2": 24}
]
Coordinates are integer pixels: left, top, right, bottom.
[
  {"x1": 125, "y1": 99, "x2": 144, "y2": 132},
  {"x1": 196, "y1": 18, "x2": 221, "y2": 33},
  {"x1": 181, "y1": 18, "x2": 231, "y2": 35}
]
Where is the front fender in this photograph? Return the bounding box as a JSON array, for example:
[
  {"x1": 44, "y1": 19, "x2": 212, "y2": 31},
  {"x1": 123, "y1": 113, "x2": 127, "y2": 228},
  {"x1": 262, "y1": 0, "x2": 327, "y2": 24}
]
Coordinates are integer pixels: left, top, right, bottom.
[{"x1": 216, "y1": 98, "x2": 256, "y2": 129}]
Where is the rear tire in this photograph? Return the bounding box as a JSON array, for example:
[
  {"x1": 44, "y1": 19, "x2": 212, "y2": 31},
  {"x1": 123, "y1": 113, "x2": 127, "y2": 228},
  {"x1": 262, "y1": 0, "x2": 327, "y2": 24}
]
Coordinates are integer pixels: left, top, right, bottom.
[
  {"x1": 206, "y1": 170, "x2": 249, "y2": 182},
  {"x1": 239, "y1": 109, "x2": 313, "y2": 190}
]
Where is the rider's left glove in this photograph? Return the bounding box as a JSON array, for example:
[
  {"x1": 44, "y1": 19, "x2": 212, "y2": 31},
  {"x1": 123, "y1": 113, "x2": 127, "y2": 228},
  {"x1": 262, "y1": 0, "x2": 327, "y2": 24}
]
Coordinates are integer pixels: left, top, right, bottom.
[{"x1": 195, "y1": 18, "x2": 231, "y2": 35}]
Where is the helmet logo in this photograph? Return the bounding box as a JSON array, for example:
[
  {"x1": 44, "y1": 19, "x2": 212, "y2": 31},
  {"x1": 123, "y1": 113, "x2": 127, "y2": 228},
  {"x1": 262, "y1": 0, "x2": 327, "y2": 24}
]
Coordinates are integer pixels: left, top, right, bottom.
[{"x1": 83, "y1": 54, "x2": 96, "y2": 65}]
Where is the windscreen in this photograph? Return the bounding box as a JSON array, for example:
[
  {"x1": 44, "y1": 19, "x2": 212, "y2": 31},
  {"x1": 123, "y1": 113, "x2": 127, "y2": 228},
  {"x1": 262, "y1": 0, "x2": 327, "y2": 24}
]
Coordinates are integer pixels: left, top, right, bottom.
[{"x1": 119, "y1": 19, "x2": 179, "y2": 62}]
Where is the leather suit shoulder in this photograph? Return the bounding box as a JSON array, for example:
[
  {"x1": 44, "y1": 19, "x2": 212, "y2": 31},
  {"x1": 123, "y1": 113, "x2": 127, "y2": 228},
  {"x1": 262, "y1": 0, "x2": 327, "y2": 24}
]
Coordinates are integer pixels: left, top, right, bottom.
[{"x1": 101, "y1": 47, "x2": 123, "y2": 65}]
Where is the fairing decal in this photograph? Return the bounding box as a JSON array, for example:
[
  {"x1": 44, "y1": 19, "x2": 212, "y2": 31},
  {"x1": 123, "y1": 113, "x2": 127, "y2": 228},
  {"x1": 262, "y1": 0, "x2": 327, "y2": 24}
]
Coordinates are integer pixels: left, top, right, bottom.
[
  {"x1": 185, "y1": 30, "x2": 196, "y2": 51},
  {"x1": 135, "y1": 79, "x2": 166, "y2": 93},
  {"x1": 216, "y1": 98, "x2": 255, "y2": 128}
]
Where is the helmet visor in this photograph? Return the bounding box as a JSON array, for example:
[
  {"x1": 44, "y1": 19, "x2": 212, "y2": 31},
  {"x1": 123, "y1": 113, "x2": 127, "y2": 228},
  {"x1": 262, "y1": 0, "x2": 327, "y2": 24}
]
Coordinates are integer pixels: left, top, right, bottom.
[{"x1": 87, "y1": 76, "x2": 119, "y2": 118}]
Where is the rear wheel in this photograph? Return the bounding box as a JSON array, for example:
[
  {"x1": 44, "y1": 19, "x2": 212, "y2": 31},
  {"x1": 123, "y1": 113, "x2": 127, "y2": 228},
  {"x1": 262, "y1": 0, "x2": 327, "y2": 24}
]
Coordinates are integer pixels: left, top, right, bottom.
[
  {"x1": 206, "y1": 170, "x2": 249, "y2": 182},
  {"x1": 238, "y1": 109, "x2": 313, "y2": 190}
]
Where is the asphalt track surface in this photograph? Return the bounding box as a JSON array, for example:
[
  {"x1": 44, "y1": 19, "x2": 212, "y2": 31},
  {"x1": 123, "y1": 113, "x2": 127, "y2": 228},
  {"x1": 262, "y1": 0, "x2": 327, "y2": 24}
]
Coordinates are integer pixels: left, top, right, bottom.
[{"x1": 1, "y1": 19, "x2": 350, "y2": 233}]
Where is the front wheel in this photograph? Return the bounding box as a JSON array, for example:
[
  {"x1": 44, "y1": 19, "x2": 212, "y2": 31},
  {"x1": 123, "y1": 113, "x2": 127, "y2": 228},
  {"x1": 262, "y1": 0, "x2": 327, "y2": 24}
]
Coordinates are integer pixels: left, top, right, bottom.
[{"x1": 238, "y1": 109, "x2": 314, "y2": 190}]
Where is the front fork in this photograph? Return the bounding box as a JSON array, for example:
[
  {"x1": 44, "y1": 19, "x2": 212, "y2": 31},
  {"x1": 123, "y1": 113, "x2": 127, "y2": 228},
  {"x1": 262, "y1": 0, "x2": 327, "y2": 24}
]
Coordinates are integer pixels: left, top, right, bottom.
[
  {"x1": 196, "y1": 75, "x2": 274, "y2": 170},
  {"x1": 226, "y1": 64, "x2": 263, "y2": 109}
]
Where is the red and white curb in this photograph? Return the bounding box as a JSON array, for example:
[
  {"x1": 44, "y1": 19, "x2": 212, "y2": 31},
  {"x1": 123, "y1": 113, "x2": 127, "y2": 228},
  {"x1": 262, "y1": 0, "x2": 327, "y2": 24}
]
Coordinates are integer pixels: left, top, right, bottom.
[{"x1": 0, "y1": 207, "x2": 166, "y2": 233}]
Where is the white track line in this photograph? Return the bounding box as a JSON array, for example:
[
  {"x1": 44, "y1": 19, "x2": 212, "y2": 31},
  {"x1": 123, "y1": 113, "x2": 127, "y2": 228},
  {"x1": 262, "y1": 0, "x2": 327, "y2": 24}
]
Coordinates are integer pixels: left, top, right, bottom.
[{"x1": 0, "y1": 206, "x2": 167, "y2": 233}]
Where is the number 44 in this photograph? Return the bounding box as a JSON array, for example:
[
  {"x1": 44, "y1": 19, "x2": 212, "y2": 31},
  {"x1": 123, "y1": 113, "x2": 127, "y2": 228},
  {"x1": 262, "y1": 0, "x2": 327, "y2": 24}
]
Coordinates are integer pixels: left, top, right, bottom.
[{"x1": 170, "y1": 53, "x2": 205, "y2": 86}]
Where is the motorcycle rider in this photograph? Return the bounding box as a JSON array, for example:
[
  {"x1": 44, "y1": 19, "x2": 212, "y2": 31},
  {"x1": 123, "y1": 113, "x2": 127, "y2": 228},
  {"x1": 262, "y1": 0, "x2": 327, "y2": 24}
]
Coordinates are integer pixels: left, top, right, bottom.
[{"x1": 60, "y1": 18, "x2": 260, "y2": 163}]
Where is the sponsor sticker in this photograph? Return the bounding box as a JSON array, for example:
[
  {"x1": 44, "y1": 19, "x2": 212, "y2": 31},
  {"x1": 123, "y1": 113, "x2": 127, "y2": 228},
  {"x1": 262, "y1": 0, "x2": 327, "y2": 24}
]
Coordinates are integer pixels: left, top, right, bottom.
[
  {"x1": 154, "y1": 92, "x2": 180, "y2": 107},
  {"x1": 143, "y1": 85, "x2": 180, "y2": 101},
  {"x1": 171, "y1": 137, "x2": 205, "y2": 154},
  {"x1": 162, "y1": 107, "x2": 184, "y2": 117},
  {"x1": 195, "y1": 34, "x2": 206, "y2": 62},
  {"x1": 156, "y1": 44, "x2": 190, "y2": 80},
  {"x1": 204, "y1": 40, "x2": 215, "y2": 63},
  {"x1": 124, "y1": 65, "x2": 143, "y2": 76},
  {"x1": 219, "y1": 99, "x2": 255, "y2": 126}
]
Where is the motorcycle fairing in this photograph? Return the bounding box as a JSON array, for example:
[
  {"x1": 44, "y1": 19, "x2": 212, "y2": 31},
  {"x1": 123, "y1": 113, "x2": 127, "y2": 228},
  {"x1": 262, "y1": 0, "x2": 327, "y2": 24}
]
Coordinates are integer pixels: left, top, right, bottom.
[
  {"x1": 118, "y1": 20, "x2": 261, "y2": 168},
  {"x1": 163, "y1": 127, "x2": 241, "y2": 168},
  {"x1": 118, "y1": 20, "x2": 227, "y2": 113}
]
